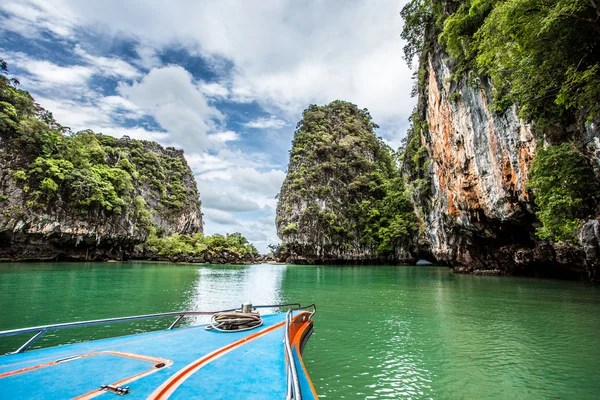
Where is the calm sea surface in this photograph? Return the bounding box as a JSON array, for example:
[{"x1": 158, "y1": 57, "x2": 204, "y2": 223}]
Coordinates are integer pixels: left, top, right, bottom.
[{"x1": 0, "y1": 262, "x2": 599, "y2": 399}]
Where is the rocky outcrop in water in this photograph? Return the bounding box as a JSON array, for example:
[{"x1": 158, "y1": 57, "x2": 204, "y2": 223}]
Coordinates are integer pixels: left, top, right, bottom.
[
  {"x1": 131, "y1": 247, "x2": 259, "y2": 265},
  {"x1": 131, "y1": 232, "x2": 259, "y2": 265},
  {"x1": 0, "y1": 139, "x2": 203, "y2": 261},
  {"x1": 276, "y1": 101, "x2": 419, "y2": 264},
  {"x1": 406, "y1": 40, "x2": 600, "y2": 281}
]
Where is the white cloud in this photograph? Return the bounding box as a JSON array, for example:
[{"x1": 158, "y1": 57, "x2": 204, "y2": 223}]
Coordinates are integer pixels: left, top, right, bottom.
[
  {"x1": 194, "y1": 164, "x2": 284, "y2": 202},
  {"x1": 243, "y1": 116, "x2": 287, "y2": 129},
  {"x1": 2, "y1": 1, "x2": 415, "y2": 124},
  {"x1": 23, "y1": 61, "x2": 93, "y2": 87},
  {"x1": 186, "y1": 148, "x2": 268, "y2": 175},
  {"x1": 0, "y1": 0, "x2": 76, "y2": 38},
  {"x1": 74, "y1": 45, "x2": 140, "y2": 79},
  {"x1": 379, "y1": 120, "x2": 410, "y2": 151},
  {"x1": 34, "y1": 97, "x2": 111, "y2": 128},
  {"x1": 2, "y1": 51, "x2": 94, "y2": 91},
  {"x1": 201, "y1": 187, "x2": 261, "y2": 212},
  {"x1": 96, "y1": 95, "x2": 145, "y2": 120},
  {"x1": 133, "y1": 44, "x2": 161, "y2": 70},
  {"x1": 199, "y1": 81, "x2": 229, "y2": 99},
  {"x1": 117, "y1": 65, "x2": 225, "y2": 149},
  {"x1": 93, "y1": 126, "x2": 168, "y2": 142},
  {"x1": 1, "y1": 48, "x2": 140, "y2": 100},
  {"x1": 186, "y1": 152, "x2": 232, "y2": 174},
  {"x1": 208, "y1": 131, "x2": 239, "y2": 143},
  {"x1": 242, "y1": 229, "x2": 268, "y2": 242},
  {"x1": 231, "y1": 168, "x2": 286, "y2": 197},
  {"x1": 203, "y1": 208, "x2": 238, "y2": 225},
  {"x1": 35, "y1": 96, "x2": 169, "y2": 141},
  {"x1": 236, "y1": 220, "x2": 278, "y2": 246}
]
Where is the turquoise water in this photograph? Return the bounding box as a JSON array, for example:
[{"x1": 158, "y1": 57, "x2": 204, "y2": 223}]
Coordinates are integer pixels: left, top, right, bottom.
[{"x1": 0, "y1": 262, "x2": 599, "y2": 398}]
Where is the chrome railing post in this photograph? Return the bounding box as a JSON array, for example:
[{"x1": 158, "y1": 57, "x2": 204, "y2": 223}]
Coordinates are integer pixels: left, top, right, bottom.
[
  {"x1": 168, "y1": 314, "x2": 185, "y2": 330},
  {"x1": 11, "y1": 329, "x2": 46, "y2": 354}
]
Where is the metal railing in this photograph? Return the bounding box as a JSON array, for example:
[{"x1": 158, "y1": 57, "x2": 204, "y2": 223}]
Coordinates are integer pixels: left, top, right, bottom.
[
  {"x1": 284, "y1": 304, "x2": 316, "y2": 400},
  {"x1": 0, "y1": 303, "x2": 302, "y2": 354}
]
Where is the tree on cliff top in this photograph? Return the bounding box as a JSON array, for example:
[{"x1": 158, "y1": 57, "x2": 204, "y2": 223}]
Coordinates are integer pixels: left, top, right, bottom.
[{"x1": 276, "y1": 101, "x2": 417, "y2": 258}]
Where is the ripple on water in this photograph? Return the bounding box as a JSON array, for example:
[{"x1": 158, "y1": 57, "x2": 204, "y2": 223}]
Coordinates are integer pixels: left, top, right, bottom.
[{"x1": 297, "y1": 267, "x2": 600, "y2": 399}]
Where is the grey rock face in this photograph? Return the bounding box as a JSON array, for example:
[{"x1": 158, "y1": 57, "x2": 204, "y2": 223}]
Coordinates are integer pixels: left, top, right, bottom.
[
  {"x1": 0, "y1": 142, "x2": 203, "y2": 261},
  {"x1": 419, "y1": 51, "x2": 536, "y2": 267},
  {"x1": 276, "y1": 102, "x2": 420, "y2": 265},
  {"x1": 413, "y1": 45, "x2": 599, "y2": 281}
]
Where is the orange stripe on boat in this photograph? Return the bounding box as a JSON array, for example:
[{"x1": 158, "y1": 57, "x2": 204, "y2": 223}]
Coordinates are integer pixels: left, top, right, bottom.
[
  {"x1": 0, "y1": 359, "x2": 61, "y2": 379},
  {"x1": 0, "y1": 351, "x2": 170, "y2": 380},
  {"x1": 0, "y1": 325, "x2": 203, "y2": 370},
  {"x1": 147, "y1": 321, "x2": 285, "y2": 400}
]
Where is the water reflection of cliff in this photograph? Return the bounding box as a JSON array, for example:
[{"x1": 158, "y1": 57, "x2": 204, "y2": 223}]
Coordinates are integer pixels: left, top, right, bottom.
[{"x1": 185, "y1": 264, "x2": 285, "y2": 325}]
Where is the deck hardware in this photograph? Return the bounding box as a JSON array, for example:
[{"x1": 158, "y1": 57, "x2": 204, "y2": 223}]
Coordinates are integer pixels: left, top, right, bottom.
[
  {"x1": 55, "y1": 355, "x2": 82, "y2": 363},
  {"x1": 154, "y1": 362, "x2": 166, "y2": 368},
  {"x1": 9, "y1": 329, "x2": 46, "y2": 354},
  {"x1": 206, "y1": 309, "x2": 263, "y2": 332},
  {"x1": 241, "y1": 302, "x2": 253, "y2": 313},
  {"x1": 101, "y1": 385, "x2": 130, "y2": 395},
  {"x1": 167, "y1": 315, "x2": 185, "y2": 330}
]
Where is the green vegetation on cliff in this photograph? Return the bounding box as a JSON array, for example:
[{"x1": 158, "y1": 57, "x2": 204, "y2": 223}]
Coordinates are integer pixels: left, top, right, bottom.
[
  {"x1": 401, "y1": 0, "x2": 600, "y2": 131},
  {"x1": 0, "y1": 59, "x2": 201, "y2": 238},
  {"x1": 401, "y1": 1, "x2": 600, "y2": 245},
  {"x1": 276, "y1": 101, "x2": 417, "y2": 259},
  {"x1": 402, "y1": 112, "x2": 431, "y2": 202},
  {"x1": 528, "y1": 143, "x2": 598, "y2": 242}
]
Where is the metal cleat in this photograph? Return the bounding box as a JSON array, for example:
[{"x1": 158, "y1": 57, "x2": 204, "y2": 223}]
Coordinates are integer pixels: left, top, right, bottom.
[{"x1": 100, "y1": 384, "x2": 130, "y2": 395}]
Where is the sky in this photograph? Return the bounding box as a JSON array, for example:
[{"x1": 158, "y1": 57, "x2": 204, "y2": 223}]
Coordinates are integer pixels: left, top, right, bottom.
[{"x1": 0, "y1": 0, "x2": 416, "y2": 253}]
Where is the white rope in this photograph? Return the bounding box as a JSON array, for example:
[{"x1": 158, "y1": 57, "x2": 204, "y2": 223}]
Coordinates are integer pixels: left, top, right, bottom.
[{"x1": 204, "y1": 311, "x2": 263, "y2": 332}]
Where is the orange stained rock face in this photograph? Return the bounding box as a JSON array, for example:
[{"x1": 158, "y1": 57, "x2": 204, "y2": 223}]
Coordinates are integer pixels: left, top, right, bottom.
[
  {"x1": 517, "y1": 139, "x2": 535, "y2": 200},
  {"x1": 427, "y1": 61, "x2": 480, "y2": 216},
  {"x1": 425, "y1": 57, "x2": 536, "y2": 220},
  {"x1": 501, "y1": 154, "x2": 517, "y2": 192},
  {"x1": 447, "y1": 191, "x2": 459, "y2": 215}
]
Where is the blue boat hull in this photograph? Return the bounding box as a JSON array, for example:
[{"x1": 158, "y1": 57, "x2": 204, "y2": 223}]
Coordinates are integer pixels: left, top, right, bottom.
[{"x1": 0, "y1": 312, "x2": 317, "y2": 399}]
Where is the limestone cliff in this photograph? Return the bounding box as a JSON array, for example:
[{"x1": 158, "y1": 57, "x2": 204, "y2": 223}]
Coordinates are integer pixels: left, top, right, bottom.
[
  {"x1": 0, "y1": 66, "x2": 202, "y2": 261},
  {"x1": 276, "y1": 101, "x2": 419, "y2": 264},
  {"x1": 406, "y1": 40, "x2": 600, "y2": 281},
  {"x1": 0, "y1": 138, "x2": 203, "y2": 261}
]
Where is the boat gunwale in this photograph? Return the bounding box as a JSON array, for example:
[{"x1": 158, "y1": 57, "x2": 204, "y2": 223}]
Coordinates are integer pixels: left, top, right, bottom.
[
  {"x1": 288, "y1": 311, "x2": 319, "y2": 399},
  {"x1": 0, "y1": 303, "x2": 304, "y2": 354}
]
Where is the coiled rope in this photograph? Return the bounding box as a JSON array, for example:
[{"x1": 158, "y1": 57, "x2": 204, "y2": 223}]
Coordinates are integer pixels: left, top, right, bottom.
[{"x1": 205, "y1": 310, "x2": 263, "y2": 332}]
